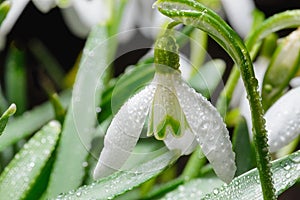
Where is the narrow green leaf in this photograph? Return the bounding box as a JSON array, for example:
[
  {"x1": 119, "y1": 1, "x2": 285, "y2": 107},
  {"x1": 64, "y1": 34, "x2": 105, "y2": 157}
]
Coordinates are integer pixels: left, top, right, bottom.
[
  {"x1": 0, "y1": 86, "x2": 8, "y2": 113},
  {"x1": 232, "y1": 117, "x2": 255, "y2": 176},
  {"x1": 203, "y1": 150, "x2": 300, "y2": 199},
  {"x1": 0, "y1": 104, "x2": 16, "y2": 136},
  {"x1": 0, "y1": 91, "x2": 70, "y2": 152},
  {"x1": 49, "y1": 93, "x2": 66, "y2": 124},
  {"x1": 43, "y1": 25, "x2": 109, "y2": 198},
  {"x1": 0, "y1": 1, "x2": 10, "y2": 25},
  {"x1": 28, "y1": 39, "x2": 65, "y2": 89},
  {"x1": 54, "y1": 150, "x2": 179, "y2": 200},
  {"x1": 160, "y1": 150, "x2": 300, "y2": 199},
  {"x1": 0, "y1": 121, "x2": 61, "y2": 200},
  {"x1": 262, "y1": 28, "x2": 300, "y2": 110},
  {"x1": 5, "y1": 44, "x2": 27, "y2": 115},
  {"x1": 189, "y1": 59, "x2": 225, "y2": 98},
  {"x1": 160, "y1": 176, "x2": 223, "y2": 200},
  {"x1": 189, "y1": 29, "x2": 207, "y2": 74}
]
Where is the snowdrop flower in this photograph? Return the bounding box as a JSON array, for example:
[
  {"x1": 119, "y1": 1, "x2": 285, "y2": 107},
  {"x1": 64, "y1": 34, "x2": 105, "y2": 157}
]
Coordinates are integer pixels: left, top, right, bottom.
[
  {"x1": 265, "y1": 87, "x2": 300, "y2": 152},
  {"x1": 94, "y1": 31, "x2": 236, "y2": 183},
  {"x1": 221, "y1": 0, "x2": 255, "y2": 38},
  {"x1": 0, "y1": 0, "x2": 110, "y2": 48}
]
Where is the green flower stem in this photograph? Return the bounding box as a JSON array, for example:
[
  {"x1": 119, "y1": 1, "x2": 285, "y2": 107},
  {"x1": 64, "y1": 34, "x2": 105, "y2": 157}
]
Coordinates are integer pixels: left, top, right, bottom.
[
  {"x1": 156, "y1": 0, "x2": 276, "y2": 199},
  {"x1": 181, "y1": 147, "x2": 206, "y2": 180},
  {"x1": 218, "y1": 10, "x2": 300, "y2": 117}
]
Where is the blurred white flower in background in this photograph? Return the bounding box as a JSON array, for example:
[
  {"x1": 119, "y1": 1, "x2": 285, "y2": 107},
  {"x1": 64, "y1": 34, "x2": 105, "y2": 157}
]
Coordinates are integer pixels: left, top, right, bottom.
[
  {"x1": 221, "y1": 0, "x2": 255, "y2": 38},
  {"x1": 0, "y1": 0, "x2": 111, "y2": 49},
  {"x1": 118, "y1": 0, "x2": 169, "y2": 42},
  {"x1": 232, "y1": 28, "x2": 300, "y2": 153}
]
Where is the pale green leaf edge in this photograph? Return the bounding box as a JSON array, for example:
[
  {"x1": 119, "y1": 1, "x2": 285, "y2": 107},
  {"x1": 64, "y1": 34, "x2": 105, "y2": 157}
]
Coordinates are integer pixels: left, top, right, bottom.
[
  {"x1": 161, "y1": 150, "x2": 300, "y2": 200},
  {"x1": 54, "y1": 150, "x2": 179, "y2": 200}
]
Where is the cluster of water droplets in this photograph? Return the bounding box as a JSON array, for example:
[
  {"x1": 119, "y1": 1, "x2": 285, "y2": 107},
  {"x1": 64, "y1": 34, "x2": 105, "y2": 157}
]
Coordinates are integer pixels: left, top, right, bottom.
[
  {"x1": 174, "y1": 74, "x2": 236, "y2": 183},
  {"x1": 94, "y1": 85, "x2": 156, "y2": 178},
  {"x1": 162, "y1": 178, "x2": 223, "y2": 200},
  {"x1": 265, "y1": 87, "x2": 300, "y2": 152},
  {"x1": 56, "y1": 151, "x2": 177, "y2": 200},
  {"x1": 0, "y1": 121, "x2": 60, "y2": 199}
]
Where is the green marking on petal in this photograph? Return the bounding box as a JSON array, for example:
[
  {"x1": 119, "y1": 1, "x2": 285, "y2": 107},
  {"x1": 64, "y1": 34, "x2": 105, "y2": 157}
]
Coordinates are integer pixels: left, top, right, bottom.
[{"x1": 156, "y1": 115, "x2": 182, "y2": 140}]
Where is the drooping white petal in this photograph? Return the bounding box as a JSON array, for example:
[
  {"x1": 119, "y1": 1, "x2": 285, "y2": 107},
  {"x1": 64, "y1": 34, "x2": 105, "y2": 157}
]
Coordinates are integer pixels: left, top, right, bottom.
[
  {"x1": 163, "y1": 129, "x2": 197, "y2": 155},
  {"x1": 0, "y1": 0, "x2": 30, "y2": 49},
  {"x1": 265, "y1": 87, "x2": 300, "y2": 152},
  {"x1": 32, "y1": 0, "x2": 56, "y2": 13},
  {"x1": 221, "y1": 0, "x2": 254, "y2": 38},
  {"x1": 174, "y1": 72, "x2": 236, "y2": 183},
  {"x1": 93, "y1": 85, "x2": 156, "y2": 179}
]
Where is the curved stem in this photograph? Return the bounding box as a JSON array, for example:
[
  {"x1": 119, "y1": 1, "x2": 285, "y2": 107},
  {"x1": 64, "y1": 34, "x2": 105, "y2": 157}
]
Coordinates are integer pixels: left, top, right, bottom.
[{"x1": 156, "y1": 0, "x2": 275, "y2": 199}]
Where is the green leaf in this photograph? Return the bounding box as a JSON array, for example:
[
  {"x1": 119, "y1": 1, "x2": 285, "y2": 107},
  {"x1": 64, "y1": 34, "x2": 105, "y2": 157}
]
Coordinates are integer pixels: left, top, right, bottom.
[
  {"x1": 54, "y1": 150, "x2": 179, "y2": 200},
  {"x1": 189, "y1": 29, "x2": 207, "y2": 75},
  {"x1": 189, "y1": 59, "x2": 225, "y2": 98},
  {"x1": 0, "y1": 121, "x2": 61, "y2": 200},
  {"x1": 0, "y1": 86, "x2": 8, "y2": 114},
  {"x1": 5, "y1": 44, "x2": 27, "y2": 115},
  {"x1": 232, "y1": 117, "x2": 255, "y2": 176},
  {"x1": 160, "y1": 150, "x2": 300, "y2": 199},
  {"x1": 262, "y1": 28, "x2": 300, "y2": 110},
  {"x1": 0, "y1": 1, "x2": 10, "y2": 25},
  {"x1": 43, "y1": 25, "x2": 109, "y2": 198},
  {"x1": 0, "y1": 91, "x2": 70, "y2": 152},
  {"x1": 203, "y1": 150, "x2": 300, "y2": 199},
  {"x1": 160, "y1": 176, "x2": 223, "y2": 199},
  {"x1": 28, "y1": 39, "x2": 65, "y2": 89},
  {"x1": 0, "y1": 104, "x2": 16, "y2": 136},
  {"x1": 99, "y1": 62, "x2": 155, "y2": 122}
]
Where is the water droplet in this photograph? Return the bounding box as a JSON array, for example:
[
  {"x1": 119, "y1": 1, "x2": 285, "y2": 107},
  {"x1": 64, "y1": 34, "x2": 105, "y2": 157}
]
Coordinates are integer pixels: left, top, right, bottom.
[
  {"x1": 213, "y1": 189, "x2": 219, "y2": 194},
  {"x1": 76, "y1": 191, "x2": 81, "y2": 197},
  {"x1": 284, "y1": 164, "x2": 291, "y2": 171}
]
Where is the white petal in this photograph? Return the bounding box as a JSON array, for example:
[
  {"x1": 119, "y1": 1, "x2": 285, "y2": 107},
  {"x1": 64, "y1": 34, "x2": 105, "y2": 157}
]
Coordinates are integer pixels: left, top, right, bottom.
[
  {"x1": 0, "y1": 0, "x2": 30, "y2": 49},
  {"x1": 93, "y1": 85, "x2": 156, "y2": 179},
  {"x1": 32, "y1": 0, "x2": 55, "y2": 13},
  {"x1": 163, "y1": 129, "x2": 197, "y2": 155},
  {"x1": 72, "y1": 0, "x2": 111, "y2": 28},
  {"x1": 60, "y1": 7, "x2": 90, "y2": 38},
  {"x1": 265, "y1": 87, "x2": 300, "y2": 152},
  {"x1": 221, "y1": 0, "x2": 254, "y2": 38},
  {"x1": 174, "y1": 73, "x2": 236, "y2": 183}
]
